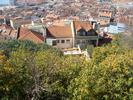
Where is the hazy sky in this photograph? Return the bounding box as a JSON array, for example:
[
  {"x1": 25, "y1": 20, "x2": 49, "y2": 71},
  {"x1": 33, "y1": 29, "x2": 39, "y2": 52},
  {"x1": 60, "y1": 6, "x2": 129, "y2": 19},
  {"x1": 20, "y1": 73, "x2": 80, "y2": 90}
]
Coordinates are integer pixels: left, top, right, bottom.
[{"x1": 0, "y1": 0, "x2": 10, "y2": 5}]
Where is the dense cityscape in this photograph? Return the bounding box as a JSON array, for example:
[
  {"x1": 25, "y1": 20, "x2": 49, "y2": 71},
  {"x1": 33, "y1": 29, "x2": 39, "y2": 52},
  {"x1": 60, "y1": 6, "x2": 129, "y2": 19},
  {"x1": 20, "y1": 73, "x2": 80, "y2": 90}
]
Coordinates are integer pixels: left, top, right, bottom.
[{"x1": 0, "y1": 0, "x2": 133, "y2": 100}]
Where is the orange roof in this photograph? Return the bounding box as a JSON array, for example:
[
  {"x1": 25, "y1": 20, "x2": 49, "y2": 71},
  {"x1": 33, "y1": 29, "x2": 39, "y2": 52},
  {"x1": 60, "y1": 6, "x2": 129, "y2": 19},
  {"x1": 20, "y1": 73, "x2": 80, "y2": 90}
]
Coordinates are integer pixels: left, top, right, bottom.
[
  {"x1": 46, "y1": 20, "x2": 93, "y2": 38},
  {"x1": 99, "y1": 12, "x2": 112, "y2": 18},
  {"x1": 0, "y1": 15, "x2": 5, "y2": 19},
  {"x1": 73, "y1": 21, "x2": 92, "y2": 31},
  {"x1": 52, "y1": 20, "x2": 66, "y2": 26},
  {"x1": 18, "y1": 27, "x2": 44, "y2": 43},
  {"x1": 47, "y1": 25, "x2": 72, "y2": 38}
]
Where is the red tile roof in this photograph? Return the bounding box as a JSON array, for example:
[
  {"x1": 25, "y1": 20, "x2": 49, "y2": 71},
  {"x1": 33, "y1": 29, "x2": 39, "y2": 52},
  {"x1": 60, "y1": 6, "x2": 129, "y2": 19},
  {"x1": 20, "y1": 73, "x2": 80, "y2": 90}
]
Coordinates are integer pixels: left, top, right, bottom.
[
  {"x1": 18, "y1": 27, "x2": 44, "y2": 43},
  {"x1": 46, "y1": 20, "x2": 93, "y2": 38},
  {"x1": 47, "y1": 25, "x2": 72, "y2": 38},
  {"x1": 73, "y1": 21, "x2": 92, "y2": 31}
]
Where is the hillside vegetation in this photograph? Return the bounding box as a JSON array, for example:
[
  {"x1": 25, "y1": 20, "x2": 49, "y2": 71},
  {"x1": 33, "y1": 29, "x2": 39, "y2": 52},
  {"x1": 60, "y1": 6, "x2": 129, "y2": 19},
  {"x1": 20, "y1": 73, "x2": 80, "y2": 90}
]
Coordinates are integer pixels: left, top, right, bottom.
[{"x1": 0, "y1": 37, "x2": 133, "y2": 100}]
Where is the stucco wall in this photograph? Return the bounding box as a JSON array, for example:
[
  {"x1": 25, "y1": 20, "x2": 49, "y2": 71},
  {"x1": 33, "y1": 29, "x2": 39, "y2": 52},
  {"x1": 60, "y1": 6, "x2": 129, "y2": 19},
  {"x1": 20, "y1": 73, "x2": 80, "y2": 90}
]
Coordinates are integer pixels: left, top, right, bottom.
[{"x1": 46, "y1": 38, "x2": 73, "y2": 49}]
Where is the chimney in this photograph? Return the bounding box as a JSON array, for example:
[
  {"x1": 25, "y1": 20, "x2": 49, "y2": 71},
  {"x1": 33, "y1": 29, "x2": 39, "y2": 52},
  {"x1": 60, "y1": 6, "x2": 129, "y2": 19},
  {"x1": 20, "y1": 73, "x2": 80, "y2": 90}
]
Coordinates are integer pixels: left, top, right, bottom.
[
  {"x1": 41, "y1": 18, "x2": 44, "y2": 23},
  {"x1": 3, "y1": 18, "x2": 6, "y2": 24},
  {"x1": 92, "y1": 22, "x2": 96, "y2": 30},
  {"x1": 31, "y1": 21, "x2": 34, "y2": 25},
  {"x1": 70, "y1": 20, "x2": 75, "y2": 47}
]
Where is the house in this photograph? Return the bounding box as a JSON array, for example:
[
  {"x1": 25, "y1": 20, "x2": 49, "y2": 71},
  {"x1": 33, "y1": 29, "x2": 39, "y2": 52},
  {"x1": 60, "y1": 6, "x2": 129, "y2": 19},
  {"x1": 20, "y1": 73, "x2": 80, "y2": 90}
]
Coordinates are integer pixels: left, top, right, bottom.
[
  {"x1": 17, "y1": 27, "x2": 45, "y2": 44},
  {"x1": 98, "y1": 5, "x2": 116, "y2": 26},
  {"x1": 0, "y1": 24, "x2": 17, "y2": 40},
  {"x1": 46, "y1": 20, "x2": 100, "y2": 49},
  {"x1": 10, "y1": 16, "x2": 42, "y2": 29},
  {"x1": 46, "y1": 25, "x2": 73, "y2": 49},
  {"x1": 104, "y1": 22, "x2": 126, "y2": 34},
  {"x1": 6, "y1": 20, "x2": 100, "y2": 49},
  {"x1": 10, "y1": 18, "x2": 32, "y2": 29},
  {"x1": 72, "y1": 21, "x2": 100, "y2": 47}
]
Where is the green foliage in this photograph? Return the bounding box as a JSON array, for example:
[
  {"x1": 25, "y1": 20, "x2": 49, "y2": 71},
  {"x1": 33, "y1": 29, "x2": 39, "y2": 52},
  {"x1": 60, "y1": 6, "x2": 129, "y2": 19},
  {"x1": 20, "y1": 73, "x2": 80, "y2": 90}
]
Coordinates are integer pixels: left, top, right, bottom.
[
  {"x1": 0, "y1": 40, "x2": 63, "y2": 99},
  {"x1": 68, "y1": 43, "x2": 133, "y2": 100},
  {"x1": 112, "y1": 33, "x2": 133, "y2": 49},
  {"x1": 92, "y1": 44, "x2": 124, "y2": 64},
  {"x1": 86, "y1": 45, "x2": 94, "y2": 56},
  {"x1": 0, "y1": 40, "x2": 62, "y2": 57},
  {"x1": 0, "y1": 39, "x2": 133, "y2": 100}
]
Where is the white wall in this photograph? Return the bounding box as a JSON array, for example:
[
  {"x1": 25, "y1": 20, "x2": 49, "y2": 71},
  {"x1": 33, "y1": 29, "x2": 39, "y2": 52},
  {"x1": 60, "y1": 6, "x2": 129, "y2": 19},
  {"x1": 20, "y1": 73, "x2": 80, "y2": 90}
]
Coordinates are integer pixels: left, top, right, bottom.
[
  {"x1": 56, "y1": 38, "x2": 73, "y2": 49},
  {"x1": 46, "y1": 38, "x2": 73, "y2": 49}
]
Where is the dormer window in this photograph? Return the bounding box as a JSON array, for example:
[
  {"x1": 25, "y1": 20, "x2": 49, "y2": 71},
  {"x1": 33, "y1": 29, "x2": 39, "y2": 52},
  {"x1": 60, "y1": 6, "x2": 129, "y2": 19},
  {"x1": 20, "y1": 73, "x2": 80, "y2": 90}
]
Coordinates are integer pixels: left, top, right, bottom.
[
  {"x1": 87, "y1": 29, "x2": 98, "y2": 36},
  {"x1": 77, "y1": 28, "x2": 86, "y2": 36}
]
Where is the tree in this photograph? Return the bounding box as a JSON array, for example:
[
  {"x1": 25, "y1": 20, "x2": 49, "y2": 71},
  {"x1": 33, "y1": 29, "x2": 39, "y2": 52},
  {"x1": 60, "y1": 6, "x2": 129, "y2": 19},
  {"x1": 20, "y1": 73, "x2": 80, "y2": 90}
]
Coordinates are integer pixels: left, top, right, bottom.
[
  {"x1": 0, "y1": 39, "x2": 133, "y2": 100},
  {"x1": 68, "y1": 44, "x2": 133, "y2": 100},
  {"x1": 0, "y1": 40, "x2": 62, "y2": 100}
]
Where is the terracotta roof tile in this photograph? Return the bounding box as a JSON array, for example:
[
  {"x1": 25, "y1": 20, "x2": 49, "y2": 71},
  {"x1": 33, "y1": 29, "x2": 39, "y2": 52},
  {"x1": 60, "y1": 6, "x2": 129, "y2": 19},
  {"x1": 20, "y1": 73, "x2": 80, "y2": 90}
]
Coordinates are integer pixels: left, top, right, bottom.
[
  {"x1": 99, "y1": 12, "x2": 112, "y2": 18},
  {"x1": 18, "y1": 27, "x2": 44, "y2": 43},
  {"x1": 47, "y1": 25, "x2": 72, "y2": 38},
  {"x1": 73, "y1": 21, "x2": 92, "y2": 31}
]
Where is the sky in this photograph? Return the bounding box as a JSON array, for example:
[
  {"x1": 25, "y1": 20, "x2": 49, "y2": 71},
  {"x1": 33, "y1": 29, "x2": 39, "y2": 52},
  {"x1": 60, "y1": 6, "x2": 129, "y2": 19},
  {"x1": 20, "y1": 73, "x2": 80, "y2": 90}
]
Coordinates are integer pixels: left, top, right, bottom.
[{"x1": 0, "y1": 0, "x2": 10, "y2": 5}]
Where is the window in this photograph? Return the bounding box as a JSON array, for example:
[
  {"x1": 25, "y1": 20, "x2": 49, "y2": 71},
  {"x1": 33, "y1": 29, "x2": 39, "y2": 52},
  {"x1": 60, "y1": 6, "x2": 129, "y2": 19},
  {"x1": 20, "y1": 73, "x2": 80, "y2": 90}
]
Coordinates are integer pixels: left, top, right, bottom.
[
  {"x1": 77, "y1": 29, "x2": 86, "y2": 36},
  {"x1": 82, "y1": 40, "x2": 85, "y2": 44},
  {"x1": 76, "y1": 40, "x2": 80, "y2": 44},
  {"x1": 61, "y1": 40, "x2": 65, "y2": 43},
  {"x1": 52, "y1": 40, "x2": 57, "y2": 46},
  {"x1": 66, "y1": 40, "x2": 70, "y2": 43},
  {"x1": 82, "y1": 31, "x2": 86, "y2": 36},
  {"x1": 87, "y1": 40, "x2": 90, "y2": 43},
  {"x1": 57, "y1": 40, "x2": 60, "y2": 43}
]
